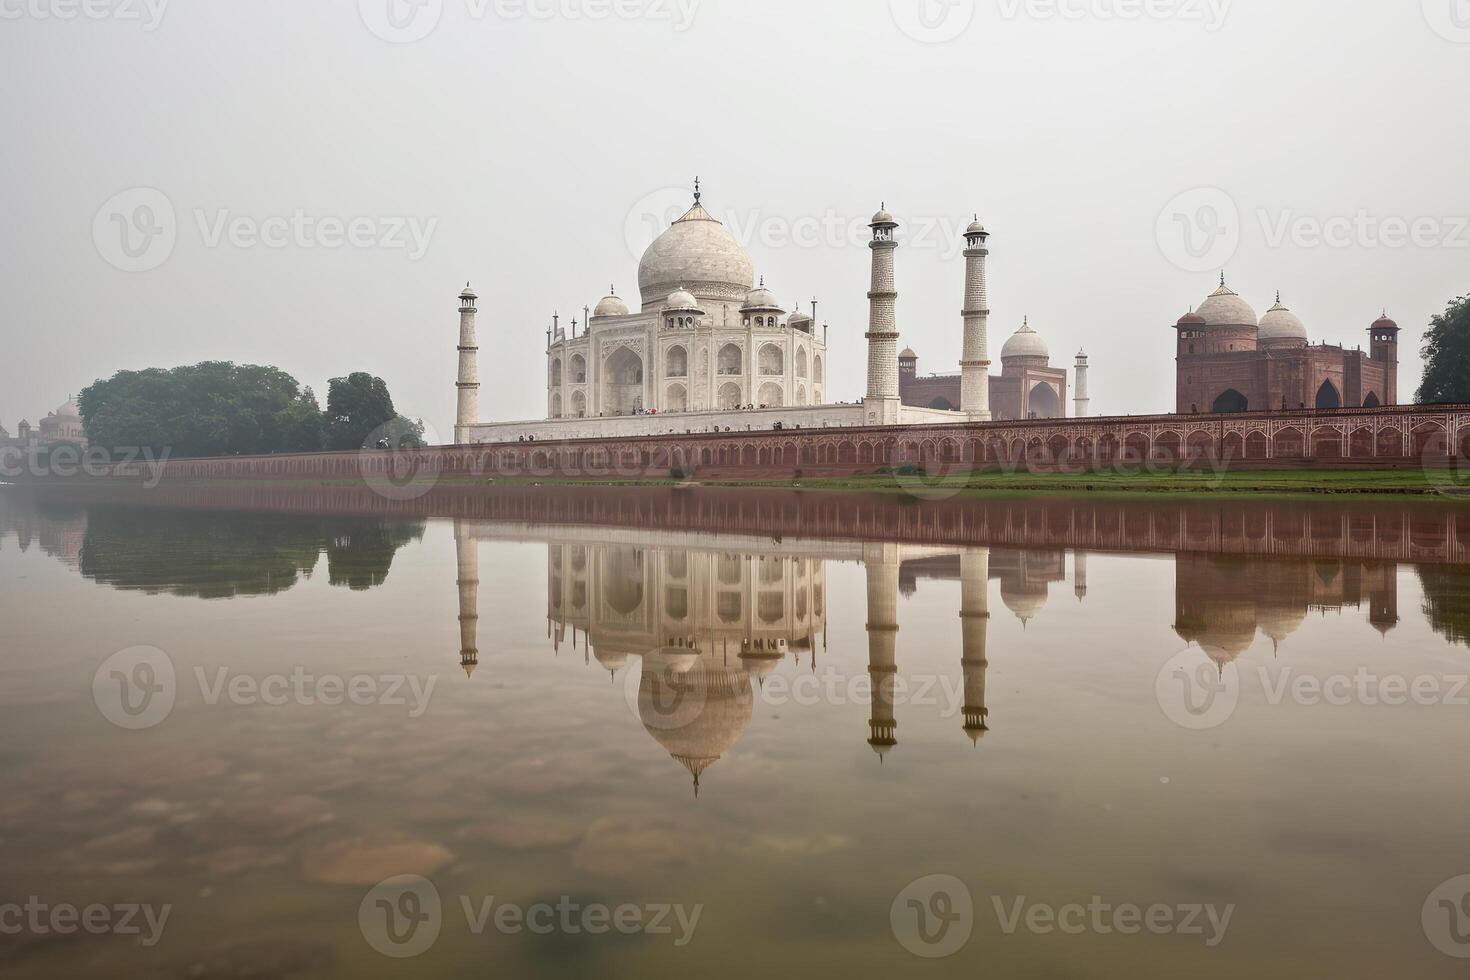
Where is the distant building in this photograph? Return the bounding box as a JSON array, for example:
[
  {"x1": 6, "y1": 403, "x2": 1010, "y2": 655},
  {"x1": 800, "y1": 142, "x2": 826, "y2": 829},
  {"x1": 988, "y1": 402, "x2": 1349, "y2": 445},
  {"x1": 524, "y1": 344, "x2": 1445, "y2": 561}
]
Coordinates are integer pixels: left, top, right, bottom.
[
  {"x1": 2, "y1": 397, "x2": 89, "y2": 451},
  {"x1": 1173, "y1": 278, "x2": 1398, "y2": 413},
  {"x1": 899, "y1": 317, "x2": 1075, "y2": 421}
]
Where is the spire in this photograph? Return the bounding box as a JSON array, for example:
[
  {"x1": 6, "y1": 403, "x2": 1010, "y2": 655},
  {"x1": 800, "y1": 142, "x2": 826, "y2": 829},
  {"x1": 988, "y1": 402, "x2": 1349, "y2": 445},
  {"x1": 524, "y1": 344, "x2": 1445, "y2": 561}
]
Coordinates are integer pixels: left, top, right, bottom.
[
  {"x1": 693, "y1": 175, "x2": 701, "y2": 206},
  {"x1": 1220, "y1": 271, "x2": 1227, "y2": 287}
]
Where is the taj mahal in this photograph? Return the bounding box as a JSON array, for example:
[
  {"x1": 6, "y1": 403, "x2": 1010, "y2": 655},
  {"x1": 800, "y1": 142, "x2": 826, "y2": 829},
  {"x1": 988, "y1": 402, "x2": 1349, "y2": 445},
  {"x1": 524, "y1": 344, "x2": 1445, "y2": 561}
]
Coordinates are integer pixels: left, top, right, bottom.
[{"x1": 453, "y1": 182, "x2": 1091, "y2": 444}]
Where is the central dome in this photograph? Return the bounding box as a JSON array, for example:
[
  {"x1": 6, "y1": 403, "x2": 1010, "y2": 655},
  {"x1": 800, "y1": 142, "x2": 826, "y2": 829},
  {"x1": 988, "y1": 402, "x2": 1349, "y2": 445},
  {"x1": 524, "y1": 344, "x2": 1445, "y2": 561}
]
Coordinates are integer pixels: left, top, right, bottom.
[
  {"x1": 1197, "y1": 279, "x2": 1258, "y2": 328},
  {"x1": 639, "y1": 199, "x2": 755, "y2": 309}
]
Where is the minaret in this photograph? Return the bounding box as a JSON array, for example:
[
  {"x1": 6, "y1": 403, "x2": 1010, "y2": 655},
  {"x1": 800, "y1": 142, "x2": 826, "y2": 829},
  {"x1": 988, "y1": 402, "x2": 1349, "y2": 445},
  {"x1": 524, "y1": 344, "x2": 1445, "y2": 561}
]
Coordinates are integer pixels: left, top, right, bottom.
[
  {"x1": 865, "y1": 543, "x2": 901, "y2": 758},
  {"x1": 864, "y1": 206, "x2": 902, "y2": 426},
  {"x1": 1074, "y1": 551, "x2": 1088, "y2": 601},
  {"x1": 455, "y1": 519, "x2": 479, "y2": 678},
  {"x1": 959, "y1": 549, "x2": 991, "y2": 744},
  {"x1": 455, "y1": 284, "x2": 480, "y2": 445},
  {"x1": 960, "y1": 218, "x2": 992, "y2": 420},
  {"x1": 1073, "y1": 350, "x2": 1090, "y2": 418}
]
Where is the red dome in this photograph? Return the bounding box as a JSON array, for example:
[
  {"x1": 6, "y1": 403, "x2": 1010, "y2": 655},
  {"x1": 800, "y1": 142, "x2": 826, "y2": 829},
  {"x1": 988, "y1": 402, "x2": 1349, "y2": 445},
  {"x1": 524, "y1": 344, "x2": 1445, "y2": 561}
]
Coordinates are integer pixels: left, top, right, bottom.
[
  {"x1": 1177, "y1": 311, "x2": 1206, "y2": 327},
  {"x1": 1372, "y1": 314, "x2": 1399, "y2": 331}
]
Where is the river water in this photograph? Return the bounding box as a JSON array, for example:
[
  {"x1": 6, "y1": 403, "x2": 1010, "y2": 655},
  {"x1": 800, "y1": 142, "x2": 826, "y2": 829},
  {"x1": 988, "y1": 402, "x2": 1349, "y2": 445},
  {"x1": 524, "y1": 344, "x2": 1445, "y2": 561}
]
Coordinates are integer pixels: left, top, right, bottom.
[{"x1": 2, "y1": 485, "x2": 1469, "y2": 977}]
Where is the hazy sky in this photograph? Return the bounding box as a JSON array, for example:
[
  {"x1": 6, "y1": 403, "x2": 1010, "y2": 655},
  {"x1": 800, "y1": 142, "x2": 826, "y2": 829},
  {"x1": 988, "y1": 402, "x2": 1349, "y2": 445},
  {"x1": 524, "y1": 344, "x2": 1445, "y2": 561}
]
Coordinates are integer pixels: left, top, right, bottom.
[{"x1": 3, "y1": 0, "x2": 1467, "y2": 437}]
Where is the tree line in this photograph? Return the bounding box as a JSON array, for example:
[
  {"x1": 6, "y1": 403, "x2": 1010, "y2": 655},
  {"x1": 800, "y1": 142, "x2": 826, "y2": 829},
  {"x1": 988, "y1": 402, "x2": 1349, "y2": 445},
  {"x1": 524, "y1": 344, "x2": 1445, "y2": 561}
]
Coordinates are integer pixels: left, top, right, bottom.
[{"x1": 78, "y1": 363, "x2": 425, "y2": 458}]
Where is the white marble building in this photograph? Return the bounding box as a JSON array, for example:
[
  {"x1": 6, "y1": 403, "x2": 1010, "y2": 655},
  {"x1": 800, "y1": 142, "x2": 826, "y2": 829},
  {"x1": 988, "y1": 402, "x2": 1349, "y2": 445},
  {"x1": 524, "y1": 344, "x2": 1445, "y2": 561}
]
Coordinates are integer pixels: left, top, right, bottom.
[{"x1": 455, "y1": 185, "x2": 1016, "y2": 444}]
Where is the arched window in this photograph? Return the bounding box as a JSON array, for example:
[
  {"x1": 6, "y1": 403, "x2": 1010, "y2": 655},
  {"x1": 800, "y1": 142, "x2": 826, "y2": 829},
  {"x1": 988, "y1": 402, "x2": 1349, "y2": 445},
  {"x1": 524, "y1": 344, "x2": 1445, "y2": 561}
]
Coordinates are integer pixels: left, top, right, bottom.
[
  {"x1": 571, "y1": 390, "x2": 587, "y2": 418},
  {"x1": 759, "y1": 344, "x2": 784, "y2": 376},
  {"x1": 718, "y1": 382, "x2": 742, "y2": 411},
  {"x1": 1316, "y1": 380, "x2": 1342, "y2": 410},
  {"x1": 1212, "y1": 389, "x2": 1249, "y2": 414},
  {"x1": 550, "y1": 393, "x2": 562, "y2": 418},
  {"x1": 665, "y1": 383, "x2": 688, "y2": 413},
  {"x1": 718, "y1": 344, "x2": 742, "y2": 376},
  {"x1": 758, "y1": 382, "x2": 784, "y2": 407},
  {"x1": 1363, "y1": 391, "x2": 1381, "y2": 408},
  {"x1": 796, "y1": 347, "x2": 808, "y2": 379},
  {"x1": 569, "y1": 354, "x2": 586, "y2": 384},
  {"x1": 666, "y1": 346, "x2": 688, "y2": 378},
  {"x1": 551, "y1": 359, "x2": 562, "y2": 386},
  {"x1": 814, "y1": 355, "x2": 823, "y2": 384}
]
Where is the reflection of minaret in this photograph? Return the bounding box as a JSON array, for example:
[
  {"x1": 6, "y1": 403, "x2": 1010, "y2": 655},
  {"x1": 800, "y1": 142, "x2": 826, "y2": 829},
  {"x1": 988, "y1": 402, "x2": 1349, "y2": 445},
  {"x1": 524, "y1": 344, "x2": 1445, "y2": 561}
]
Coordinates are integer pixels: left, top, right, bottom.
[
  {"x1": 1368, "y1": 562, "x2": 1400, "y2": 636},
  {"x1": 865, "y1": 543, "x2": 900, "y2": 758},
  {"x1": 959, "y1": 549, "x2": 990, "y2": 744},
  {"x1": 455, "y1": 520, "x2": 479, "y2": 678},
  {"x1": 1074, "y1": 551, "x2": 1088, "y2": 602}
]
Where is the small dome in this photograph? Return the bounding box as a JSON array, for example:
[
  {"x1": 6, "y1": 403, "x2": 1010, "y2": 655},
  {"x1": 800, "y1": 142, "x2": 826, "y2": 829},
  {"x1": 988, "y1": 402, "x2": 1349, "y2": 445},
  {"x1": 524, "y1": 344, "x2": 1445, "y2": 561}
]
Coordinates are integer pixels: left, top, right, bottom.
[
  {"x1": 594, "y1": 292, "x2": 629, "y2": 318},
  {"x1": 899, "y1": 347, "x2": 918, "y2": 360},
  {"x1": 1259, "y1": 295, "x2": 1308, "y2": 343},
  {"x1": 1372, "y1": 312, "x2": 1399, "y2": 331},
  {"x1": 666, "y1": 288, "x2": 700, "y2": 311},
  {"x1": 459, "y1": 283, "x2": 477, "y2": 300},
  {"x1": 1177, "y1": 310, "x2": 1206, "y2": 327},
  {"x1": 788, "y1": 307, "x2": 811, "y2": 323},
  {"x1": 871, "y1": 205, "x2": 896, "y2": 226},
  {"x1": 965, "y1": 217, "x2": 987, "y2": 236},
  {"x1": 741, "y1": 279, "x2": 784, "y2": 313},
  {"x1": 1196, "y1": 278, "x2": 1259, "y2": 328},
  {"x1": 1001, "y1": 317, "x2": 1050, "y2": 361},
  {"x1": 51, "y1": 398, "x2": 81, "y2": 420}
]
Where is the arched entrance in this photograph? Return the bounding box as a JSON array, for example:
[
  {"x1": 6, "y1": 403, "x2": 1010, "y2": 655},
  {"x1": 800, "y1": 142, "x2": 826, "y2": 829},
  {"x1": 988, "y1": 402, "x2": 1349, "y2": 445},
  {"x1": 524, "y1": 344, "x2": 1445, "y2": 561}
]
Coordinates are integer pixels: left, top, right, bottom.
[
  {"x1": 1028, "y1": 382, "x2": 1060, "y2": 419},
  {"x1": 1315, "y1": 380, "x2": 1341, "y2": 410},
  {"x1": 757, "y1": 382, "x2": 784, "y2": 408},
  {"x1": 928, "y1": 397, "x2": 956, "y2": 410},
  {"x1": 1362, "y1": 391, "x2": 1381, "y2": 408},
  {"x1": 603, "y1": 347, "x2": 644, "y2": 416},
  {"x1": 718, "y1": 382, "x2": 742, "y2": 411},
  {"x1": 1212, "y1": 389, "x2": 1249, "y2": 414},
  {"x1": 665, "y1": 383, "x2": 688, "y2": 413}
]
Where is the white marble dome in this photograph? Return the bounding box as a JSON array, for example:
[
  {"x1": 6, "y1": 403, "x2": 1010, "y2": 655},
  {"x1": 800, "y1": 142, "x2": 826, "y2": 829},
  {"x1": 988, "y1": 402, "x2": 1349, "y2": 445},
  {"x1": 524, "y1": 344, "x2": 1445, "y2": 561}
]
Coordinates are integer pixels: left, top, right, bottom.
[
  {"x1": 666, "y1": 288, "x2": 700, "y2": 311},
  {"x1": 1259, "y1": 295, "x2": 1308, "y2": 343},
  {"x1": 1001, "y1": 317, "x2": 1049, "y2": 361},
  {"x1": 871, "y1": 205, "x2": 896, "y2": 225},
  {"x1": 741, "y1": 280, "x2": 783, "y2": 312},
  {"x1": 593, "y1": 292, "x2": 629, "y2": 318},
  {"x1": 1196, "y1": 279, "x2": 1259, "y2": 328},
  {"x1": 639, "y1": 201, "x2": 755, "y2": 305}
]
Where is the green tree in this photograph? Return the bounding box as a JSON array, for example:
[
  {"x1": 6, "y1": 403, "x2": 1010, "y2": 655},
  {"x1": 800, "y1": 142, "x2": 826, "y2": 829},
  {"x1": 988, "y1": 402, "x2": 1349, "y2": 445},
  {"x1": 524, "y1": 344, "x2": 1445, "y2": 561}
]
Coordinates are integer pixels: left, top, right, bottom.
[
  {"x1": 79, "y1": 362, "x2": 325, "y2": 458},
  {"x1": 1418, "y1": 295, "x2": 1470, "y2": 404},
  {"x1": 324, "y1": 373, "x2": 422, "y2": 450}
]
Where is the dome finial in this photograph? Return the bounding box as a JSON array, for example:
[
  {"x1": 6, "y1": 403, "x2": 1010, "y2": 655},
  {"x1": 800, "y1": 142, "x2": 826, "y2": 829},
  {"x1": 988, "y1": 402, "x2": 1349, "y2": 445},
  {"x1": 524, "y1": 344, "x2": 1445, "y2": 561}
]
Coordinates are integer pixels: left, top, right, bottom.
[
  {"x1": 693, "y1": 175, "x2": 701, "y2": 205},
  {"x1": 1220, "y1": 271, "x2": 1226, "y2": 287}
]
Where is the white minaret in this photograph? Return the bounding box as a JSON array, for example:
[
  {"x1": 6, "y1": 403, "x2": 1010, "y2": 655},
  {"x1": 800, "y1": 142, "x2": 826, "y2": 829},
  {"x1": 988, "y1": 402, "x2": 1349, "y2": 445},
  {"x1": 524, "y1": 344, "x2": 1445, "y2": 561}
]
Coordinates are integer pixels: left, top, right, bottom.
[
  {"x1": 864, "y1": 205, "x2": 902, "y2": 426},
  {"x1": 1073, "y1": 350, "x2": 1090, "y2": 418},
  {"x1": 455, "y1": 284, "x2": 480, "y2": 444},
  {"x1": 960, "y1": 218, "x2": 992, "y2": 421}
]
